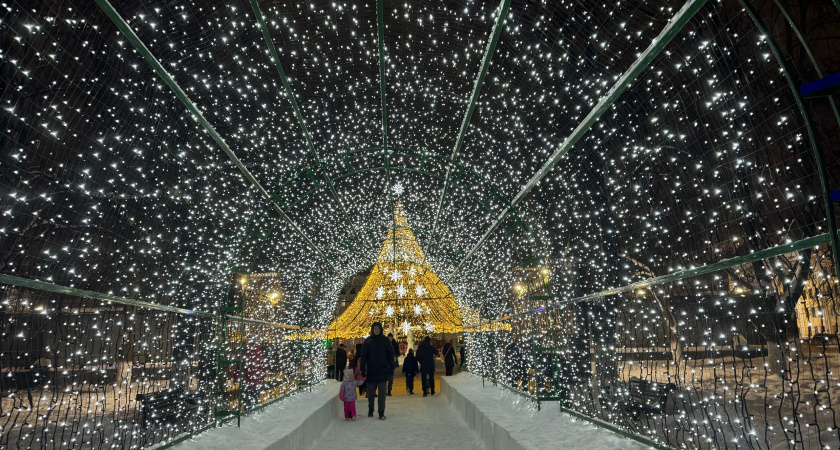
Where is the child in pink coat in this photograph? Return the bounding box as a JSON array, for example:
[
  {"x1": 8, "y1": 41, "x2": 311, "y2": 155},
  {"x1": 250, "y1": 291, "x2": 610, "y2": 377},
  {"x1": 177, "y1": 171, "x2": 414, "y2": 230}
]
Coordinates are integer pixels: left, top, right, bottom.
[{"x1": 339, "y1": 368, "x2": 365, "y2": 420}]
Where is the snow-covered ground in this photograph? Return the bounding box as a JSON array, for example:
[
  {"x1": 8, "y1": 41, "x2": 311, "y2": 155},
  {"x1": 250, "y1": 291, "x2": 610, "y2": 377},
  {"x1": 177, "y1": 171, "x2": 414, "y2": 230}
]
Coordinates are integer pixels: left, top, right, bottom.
[
  {"x1": 309, "y1": 388, "x2": 484, "y2": 450},
  {"x1": 444, "y1": 373, "x2": 653, "y2": 450},
  {"x1": 162, "y1": 373, "x2": 653, "y2": 450}
]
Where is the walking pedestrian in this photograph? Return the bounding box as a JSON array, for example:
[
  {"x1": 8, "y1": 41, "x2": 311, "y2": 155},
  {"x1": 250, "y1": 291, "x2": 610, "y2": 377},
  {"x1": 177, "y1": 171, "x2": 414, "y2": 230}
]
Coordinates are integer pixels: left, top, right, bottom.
[
  {"x1": 416, "y1": 336, "x2": 439, "y2": 396},
  {"x1": 402, "y1": 348, "x2": 420, "y2": 395},
  {"x1": 327, "y1": 346, "x2": 335, "y2": 380},
  {"x1": 443, "y1": 341, "x2": 458, "y2": 376},
  {"x1": 339, "y1": 368, "x2": 366, "y2": 420},
  {"x1": 336, "y1": 343, "x2": 348, "y2": 381},
  {"x1": 361, "y1": 321, "x2": 395, "y2": 419},
  {"x1": 387, "y1": 333, "x2": 400, "y2": 395}
]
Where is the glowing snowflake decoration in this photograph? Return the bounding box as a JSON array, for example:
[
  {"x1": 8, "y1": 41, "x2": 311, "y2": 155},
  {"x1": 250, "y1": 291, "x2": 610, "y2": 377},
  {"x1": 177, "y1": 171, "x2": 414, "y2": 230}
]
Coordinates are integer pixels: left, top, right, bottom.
[
  {"x1": 389, "y1": 270, "x2": 402, "y2": 282},
  {"x1": 415, "y1": 285, "x2": 427, "y2": 297},
  {"x1": 375, "y1": 286, "x2": 385, "y2": 300},
  {"x1": 413, "y1": 304, "x2": 422, "y2": 315},
  {"x1": 385, "y1": 305, "x2": 394, "y2": 317},
  {"x1": 396, "y1": 284, "x2": 407, "y2": 297},
  {"x1": 392, "y1": 182, "x2": 404, "y2": 197}
]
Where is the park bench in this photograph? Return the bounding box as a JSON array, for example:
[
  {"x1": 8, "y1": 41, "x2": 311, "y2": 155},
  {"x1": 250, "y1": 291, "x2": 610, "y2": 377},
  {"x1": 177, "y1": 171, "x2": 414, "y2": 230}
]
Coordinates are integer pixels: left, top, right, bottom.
[
  {"x1": 625, "y1": 377, "x2": 676, "y2": 420},
  {"x1": 135, "y1": 387, "x2": 205, "y2": 428}
]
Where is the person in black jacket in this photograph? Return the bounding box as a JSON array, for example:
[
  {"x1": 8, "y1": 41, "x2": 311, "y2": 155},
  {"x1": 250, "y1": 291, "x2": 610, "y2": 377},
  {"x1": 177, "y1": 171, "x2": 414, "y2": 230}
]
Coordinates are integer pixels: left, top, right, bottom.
[
  {"x1": 401, "y1": 348, "x2": 420, "y2": 395},
  {"x1": 361, "y1": 321, "x2": 394, "y2": 419},
  {"x1": 415, "y1": 336, "x2": 439, "y2": 396},
  {"x1": 387, "y1": 333, "x2": 400, "y2": 396},
  {"x1": 335, "y1": 343, "x2": 348, "y2": 381},
  {"x1": 443, "y1": 341, "x2": 458, "y2": 376}
]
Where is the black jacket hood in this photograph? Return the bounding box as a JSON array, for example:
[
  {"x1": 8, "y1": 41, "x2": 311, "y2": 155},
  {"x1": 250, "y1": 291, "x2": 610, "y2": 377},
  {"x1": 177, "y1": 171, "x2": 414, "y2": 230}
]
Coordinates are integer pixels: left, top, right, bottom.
[{"x1": 370, "y1": 321, "x2": 383, "y2": 336}]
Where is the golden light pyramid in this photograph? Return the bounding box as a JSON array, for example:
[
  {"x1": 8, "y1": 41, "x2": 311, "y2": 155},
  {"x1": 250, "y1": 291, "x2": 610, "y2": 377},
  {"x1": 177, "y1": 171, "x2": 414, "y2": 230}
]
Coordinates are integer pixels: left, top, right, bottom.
[{"x1": 329, "y1": 200, "x2": 477, "y2": 339}]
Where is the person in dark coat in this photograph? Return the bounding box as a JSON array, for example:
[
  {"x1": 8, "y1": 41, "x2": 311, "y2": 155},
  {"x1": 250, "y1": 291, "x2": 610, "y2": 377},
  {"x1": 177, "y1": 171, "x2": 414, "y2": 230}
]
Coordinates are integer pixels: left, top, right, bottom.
[
  {"x1": 401, "y1": 348, "x2": 420, "y2": 394},
  {"x1": 443, "y1": 341, "x2": 458, "y2": 376},
  {"x1": 387, "y1": 333, "x2": 400, "y2": 396},
  {"x1": 361, "y1": 321, "x2": 394, "y2": 419},
  {"x1": 459, "y1": 345, "x2": 467, "y2": 369},
  {"x1": 354, "y1": 343, "x2": 366, "y2": 396},
  {"x1": 242, "y1": 342, "x2": 264, "y2": 408},
  {"x1": 335, "y1": 343, "x2": 348, "y2": 381},
  {"x1": 415, "y1": 336, "x2": 439, "y2": 396}
]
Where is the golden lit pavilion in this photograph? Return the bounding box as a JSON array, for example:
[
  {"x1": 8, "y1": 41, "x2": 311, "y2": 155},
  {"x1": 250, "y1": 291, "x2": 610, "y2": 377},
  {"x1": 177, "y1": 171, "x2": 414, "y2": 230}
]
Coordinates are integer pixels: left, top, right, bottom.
[{"x1": 329, "y1": 199, "x2": 476, "y2": 339}]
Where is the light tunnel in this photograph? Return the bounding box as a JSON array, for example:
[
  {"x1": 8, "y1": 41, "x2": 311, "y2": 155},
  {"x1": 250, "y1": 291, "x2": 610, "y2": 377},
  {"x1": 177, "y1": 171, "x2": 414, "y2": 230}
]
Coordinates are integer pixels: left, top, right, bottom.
[{"x1": 1, "y1": 0, "x2": 839, "y2": 448}]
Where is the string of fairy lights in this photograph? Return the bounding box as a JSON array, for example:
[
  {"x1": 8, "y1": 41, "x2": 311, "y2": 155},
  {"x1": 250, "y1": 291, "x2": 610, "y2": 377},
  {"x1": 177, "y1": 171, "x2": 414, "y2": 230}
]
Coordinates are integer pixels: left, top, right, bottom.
[{"x1": 0, "y1": 0, "x2": 838, "y2": 449}]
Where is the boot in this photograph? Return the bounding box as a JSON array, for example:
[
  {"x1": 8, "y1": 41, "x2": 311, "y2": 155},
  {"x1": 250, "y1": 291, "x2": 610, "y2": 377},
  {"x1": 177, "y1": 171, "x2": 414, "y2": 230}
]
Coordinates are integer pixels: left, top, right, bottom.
[
  {"x1": 379, "y1": 413, "x2": 386, "y2": 420},
  {"x1": 368, "y1": 407, "x2": 374, "y2": 418},
  {"x1": 387, "y1": 391, "x2": 392, "y2": 396},
  {"x1": 423, "y1": 390, "x2": 428, "y2": 397}
]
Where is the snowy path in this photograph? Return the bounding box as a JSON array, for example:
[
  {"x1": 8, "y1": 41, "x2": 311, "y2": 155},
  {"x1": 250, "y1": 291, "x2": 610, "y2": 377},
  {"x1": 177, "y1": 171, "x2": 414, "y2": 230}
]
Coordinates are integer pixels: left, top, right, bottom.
[{"x1": 309, "y1": 390, "x2": 484, "y2": 450}]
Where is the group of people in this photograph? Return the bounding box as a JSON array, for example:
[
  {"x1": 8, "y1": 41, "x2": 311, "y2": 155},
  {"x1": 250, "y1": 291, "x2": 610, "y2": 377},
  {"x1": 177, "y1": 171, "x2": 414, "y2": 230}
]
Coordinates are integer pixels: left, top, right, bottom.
[{"x1": 338, "y1": 321, "x2": 461, "y2": 421}]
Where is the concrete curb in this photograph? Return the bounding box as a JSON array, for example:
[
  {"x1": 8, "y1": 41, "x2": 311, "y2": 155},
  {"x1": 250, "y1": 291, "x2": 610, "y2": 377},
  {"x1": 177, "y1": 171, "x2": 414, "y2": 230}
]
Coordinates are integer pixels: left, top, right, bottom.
[
  {"x1": 167, "y1": 382, "x2": 342, "y2": 450},
  {"x1": 440, "y1": 377, "x2": 527, "y2": 450}
]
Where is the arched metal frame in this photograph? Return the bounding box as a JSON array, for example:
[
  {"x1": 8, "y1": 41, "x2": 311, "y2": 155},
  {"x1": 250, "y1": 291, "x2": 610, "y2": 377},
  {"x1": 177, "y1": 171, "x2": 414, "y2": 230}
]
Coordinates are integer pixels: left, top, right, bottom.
[
  {"x1": 738, "y1": 0, "x2": 840, "y2": 287},
  {"x1": 91, "y1": 0, "x2": 840, "y2": 321},
  {"x1": 85, "y1": 0, "x2": 840, "y2": 445}
]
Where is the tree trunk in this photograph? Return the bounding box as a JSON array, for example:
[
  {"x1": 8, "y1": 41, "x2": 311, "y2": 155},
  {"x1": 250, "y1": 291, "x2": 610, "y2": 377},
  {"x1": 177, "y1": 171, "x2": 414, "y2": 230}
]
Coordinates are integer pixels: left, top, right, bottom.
[{"x1": 765, "y1": 338, "x2": 786, "y2": 376}]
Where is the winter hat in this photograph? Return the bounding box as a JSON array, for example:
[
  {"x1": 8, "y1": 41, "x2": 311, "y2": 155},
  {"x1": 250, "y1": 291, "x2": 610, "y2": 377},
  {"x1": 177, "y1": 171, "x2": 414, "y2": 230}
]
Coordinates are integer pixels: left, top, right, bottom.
[
  {"x1": 370, "y1": 321, "x2": 383, "y2": 335},
  {"x1": 423, "y1": 336, "x2": 431, "y2": 343},
  {"x1": 344, "y1": 368, "x2": 355, "y2": 381},
  {"x1": 407, "y1": 349, "x2": 414, "y2": 357}
]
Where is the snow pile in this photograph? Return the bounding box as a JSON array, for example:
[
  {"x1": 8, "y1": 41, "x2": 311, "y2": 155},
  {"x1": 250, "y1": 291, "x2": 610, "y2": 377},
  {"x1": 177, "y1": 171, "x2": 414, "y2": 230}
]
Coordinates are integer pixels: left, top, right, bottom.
[
  {"x1": 442, "y1": 374, "x2": 651, "y2": 450},
  {"x1": 164, "y1": 381, "x2": 339, "y2": 450}
]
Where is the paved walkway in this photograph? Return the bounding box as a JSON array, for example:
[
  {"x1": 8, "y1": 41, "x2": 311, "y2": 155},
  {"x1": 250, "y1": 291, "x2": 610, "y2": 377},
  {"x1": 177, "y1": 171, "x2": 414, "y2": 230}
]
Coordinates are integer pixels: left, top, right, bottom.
[{"x1": 309, "y1": 376, "x2": 482, "y2": 450}]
